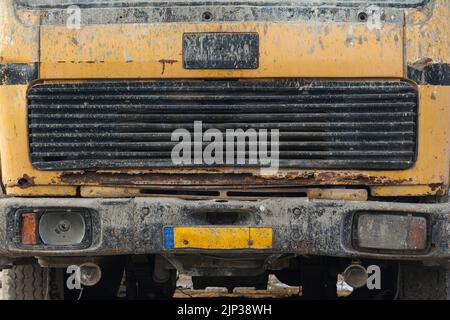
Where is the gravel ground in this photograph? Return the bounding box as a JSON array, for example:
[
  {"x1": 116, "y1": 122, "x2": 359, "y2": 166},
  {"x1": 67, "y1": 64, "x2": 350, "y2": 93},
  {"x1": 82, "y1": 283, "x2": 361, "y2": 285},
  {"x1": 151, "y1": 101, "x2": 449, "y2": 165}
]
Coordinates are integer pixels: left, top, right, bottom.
[
  {"x1": 0, "y1": 270, "x2": 300, "y2": 300},
  {"x1": 173, "y1": 274, "x2": 301, "y2": 299}
]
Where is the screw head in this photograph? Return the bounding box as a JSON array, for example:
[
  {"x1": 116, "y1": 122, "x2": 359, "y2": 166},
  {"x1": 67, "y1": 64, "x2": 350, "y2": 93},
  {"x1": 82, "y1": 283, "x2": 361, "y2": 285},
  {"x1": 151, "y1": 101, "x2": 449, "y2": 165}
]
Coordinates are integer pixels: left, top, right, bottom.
[{"x1": 57, "y1": 220, "x2": 71, "y2": 232}]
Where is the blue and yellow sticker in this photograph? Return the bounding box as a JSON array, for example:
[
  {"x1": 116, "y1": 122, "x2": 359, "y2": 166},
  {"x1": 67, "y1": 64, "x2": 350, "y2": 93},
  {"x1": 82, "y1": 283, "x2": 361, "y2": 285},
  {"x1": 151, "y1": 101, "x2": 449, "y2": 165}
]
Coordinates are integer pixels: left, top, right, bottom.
[
  {"x1": 163, "y1": 226, "x2": 175, "y2": 249},
  {"x1": 163, "y1": 226, "x2": 273, "y2": 250}
]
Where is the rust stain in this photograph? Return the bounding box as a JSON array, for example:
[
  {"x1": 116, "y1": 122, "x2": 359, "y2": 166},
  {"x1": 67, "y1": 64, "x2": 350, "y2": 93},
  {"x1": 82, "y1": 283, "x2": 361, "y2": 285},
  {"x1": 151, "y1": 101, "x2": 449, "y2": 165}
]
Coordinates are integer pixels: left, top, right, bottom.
[
  {"x1": 158, "y1": 59, "x2": 178, "y2": 75},
  {"x1": 71, "y1": 37, "x2": 79, "y2": 46},
  {"x1": 18, "y1": 174, "x2": 36, "y2": 188},
  {"x1": 253, "y1": 171, "x2": 414, "y2": 185},
  {"x1": 409, "y1": 57, "x2": 434, "y2": 71},
  {"x1": 428, "y1": 183, "x2": 445, "y2": 194},
  {"x1": 60, "y1": 171, "x2": 412, "y2": 188}
]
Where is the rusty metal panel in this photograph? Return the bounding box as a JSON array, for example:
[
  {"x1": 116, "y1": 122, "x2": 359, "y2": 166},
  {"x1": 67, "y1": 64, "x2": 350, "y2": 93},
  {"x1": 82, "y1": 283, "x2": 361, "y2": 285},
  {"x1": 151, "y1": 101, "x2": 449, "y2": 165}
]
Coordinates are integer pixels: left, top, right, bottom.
[{"x1": 0, "y1": 197, "x2": 449, "y2": 260}]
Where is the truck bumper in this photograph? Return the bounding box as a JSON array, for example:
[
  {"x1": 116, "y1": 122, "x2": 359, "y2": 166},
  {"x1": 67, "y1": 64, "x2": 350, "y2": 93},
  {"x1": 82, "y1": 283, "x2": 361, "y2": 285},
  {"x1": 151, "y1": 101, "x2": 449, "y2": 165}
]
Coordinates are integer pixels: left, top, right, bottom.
[{"x1": 0, "y1": 197, "x2": 449, "y2": 261}]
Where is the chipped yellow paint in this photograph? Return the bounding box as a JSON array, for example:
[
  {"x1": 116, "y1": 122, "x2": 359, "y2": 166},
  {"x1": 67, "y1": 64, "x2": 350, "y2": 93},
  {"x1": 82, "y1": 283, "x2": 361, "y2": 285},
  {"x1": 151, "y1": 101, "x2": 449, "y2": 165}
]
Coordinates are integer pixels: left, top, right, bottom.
[
  {"x1": 307, "y1": 188, "x2": 368, "y2": 201},
  {"x1": 0, "y1": 86, "x2": 67, "y2": 188},
  {"x1": 171, "y1": 227, "x2": 273, "y2": 249},
  {"x1": 370, "y1": 185, "x2": 440, "y2": 197},
  {"x1": 81, "y1": 186, "x2": 143, "y2": 198},
  {"x1": 0, "y1": 1, "x2": 449, "y2": 198},
  {"x1": 40, "y1": 22, "x2": 404, "y2": 79},
  {"x1": 405, "y1": 0, "x2": 450, "y2": 65},
  {"x1": 80, "y1": 186, "x2": 368, "y2": 201},
  {"x1": 7, "y1": 186, "x2": 77, "y2": 197},
  {"x1": 0, "y1": 0, "x2": 39, "y2": 64}
]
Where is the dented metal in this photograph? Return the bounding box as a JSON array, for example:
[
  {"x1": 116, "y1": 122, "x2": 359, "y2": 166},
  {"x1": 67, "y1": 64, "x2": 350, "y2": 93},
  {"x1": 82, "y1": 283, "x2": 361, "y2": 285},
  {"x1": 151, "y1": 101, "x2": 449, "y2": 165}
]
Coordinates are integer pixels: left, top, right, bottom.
[{"x1": 0, "y1": 197, "x2": 449, "y2": 260}]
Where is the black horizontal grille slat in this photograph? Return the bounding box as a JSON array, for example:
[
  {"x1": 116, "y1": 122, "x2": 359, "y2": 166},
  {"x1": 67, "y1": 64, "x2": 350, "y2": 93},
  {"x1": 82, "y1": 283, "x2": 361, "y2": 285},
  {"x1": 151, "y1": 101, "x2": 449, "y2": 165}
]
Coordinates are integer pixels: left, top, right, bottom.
[
  {"x1": 29, "y1": 82, "x2": 415, "y2": 94},
  {"x1": 30, "y1": 141, "x2": 415, "y2": 149},
  {"x1": 29, "y1": 122, "x2": 415, "y2": 132},
  {"x1": 28, "y1": 93, "x2": 417, "y2": 103},
  {"x1": 28, "y1": 102, "x2": 416, "y2": 113},
  {"x1": 28, "y1": 112, "x2": 416, "y2": 122},
  {"x1": 30, "y1": 159, "x2": 415, "y2": 171},
  {"x1": 32, "y1": 150, "x2": 414, "y2": 159},
  {"x1": 27, "y1": 79, "x2": 418, "y2": 170},
  {"x1": 30, "y1": 131, "x2": 415, "y2": 141}
]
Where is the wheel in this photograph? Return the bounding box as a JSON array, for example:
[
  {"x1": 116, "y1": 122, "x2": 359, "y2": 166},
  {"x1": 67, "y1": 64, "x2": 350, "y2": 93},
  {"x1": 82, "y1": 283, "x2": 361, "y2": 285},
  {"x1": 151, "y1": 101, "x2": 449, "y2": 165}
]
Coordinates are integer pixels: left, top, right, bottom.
[
  {"x1": 1, "y1": 264, "x2": 64, "y2": 300},
  {"x1": 398, "y1": 262, "x2": 449, "y2": 300},
  {"x1": 1, "y1": 256, "x2": 126, "y2": 300}
]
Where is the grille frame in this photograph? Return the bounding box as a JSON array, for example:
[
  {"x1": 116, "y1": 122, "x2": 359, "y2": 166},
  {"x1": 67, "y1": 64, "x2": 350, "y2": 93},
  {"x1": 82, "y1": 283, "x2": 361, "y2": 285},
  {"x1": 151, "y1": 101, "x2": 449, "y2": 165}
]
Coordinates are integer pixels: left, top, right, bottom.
[{"x1": 27, "y1": 79, "x2": 419, "y2": 171}]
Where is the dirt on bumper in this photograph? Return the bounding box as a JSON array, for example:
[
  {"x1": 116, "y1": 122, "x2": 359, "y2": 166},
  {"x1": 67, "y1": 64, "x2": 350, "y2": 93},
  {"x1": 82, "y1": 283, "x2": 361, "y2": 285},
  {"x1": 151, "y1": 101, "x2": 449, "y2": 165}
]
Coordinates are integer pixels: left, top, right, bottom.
[{"x1": 0, "y1": 197, "x2": 448, "y2": 261}]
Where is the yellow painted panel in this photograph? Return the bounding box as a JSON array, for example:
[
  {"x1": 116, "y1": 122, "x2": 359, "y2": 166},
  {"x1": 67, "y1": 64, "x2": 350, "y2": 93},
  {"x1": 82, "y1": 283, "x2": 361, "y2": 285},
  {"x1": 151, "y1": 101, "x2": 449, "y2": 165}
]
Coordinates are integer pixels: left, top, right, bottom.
[
  {"x1": 405, "y1": 0, "x2": 450, "y2": 65},
  {"x1": 0, "y1": 86, "x2": 67, "y2": 189},
  {"x1": 7, "y1": 186, "x2": 77, "y2": 196},
  {"x1": 81, "y1": 186, "x2": 141, "y2": 198},
  {"x1": 370, "y1": 185, "x2": 441, "y2": 197},
  {"x1": 0, "y1": 0, "x2": 39, "y2": 63},
  {"x1": 40, "y1": 22, "x2": 403, "y2": 79},
  {"x1": 172, "y1": 227, "x2": 272, "y2": 249},
  {"x1": 249, "y1": 228, "x2": 273, "y2": 249}
]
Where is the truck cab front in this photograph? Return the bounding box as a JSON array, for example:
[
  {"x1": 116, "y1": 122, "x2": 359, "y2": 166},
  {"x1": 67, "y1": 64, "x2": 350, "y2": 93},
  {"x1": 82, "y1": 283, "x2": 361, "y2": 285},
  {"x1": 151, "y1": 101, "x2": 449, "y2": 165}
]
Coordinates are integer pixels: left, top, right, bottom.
[{"x1": 0, "y1": 0, "x2": 449, "y2": 300}]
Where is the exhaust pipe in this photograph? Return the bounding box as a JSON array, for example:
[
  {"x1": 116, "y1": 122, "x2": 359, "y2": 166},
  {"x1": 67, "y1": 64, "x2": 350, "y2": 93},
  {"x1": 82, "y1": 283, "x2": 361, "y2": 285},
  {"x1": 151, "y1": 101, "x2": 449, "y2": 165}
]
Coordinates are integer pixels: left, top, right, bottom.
[
  {"x1": 79, "y1": 262, "x2": 102, "y2": 286},
  {"x1": 342, "y1": 263, "x2": 368, "y2": 289}
]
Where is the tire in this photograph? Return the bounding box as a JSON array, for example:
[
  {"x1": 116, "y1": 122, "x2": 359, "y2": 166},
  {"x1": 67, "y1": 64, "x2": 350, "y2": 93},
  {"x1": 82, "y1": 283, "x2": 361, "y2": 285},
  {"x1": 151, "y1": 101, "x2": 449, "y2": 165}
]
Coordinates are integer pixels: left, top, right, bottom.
[
  {"x1": 399, "y1": 262, "x2": 449, "y2": 300},
  {"x1": 1, "y1": 257, "x2": 126, "y2": 300},
  {"x1": 1, "y1": 265, "x2": 64, "y2": 300}
]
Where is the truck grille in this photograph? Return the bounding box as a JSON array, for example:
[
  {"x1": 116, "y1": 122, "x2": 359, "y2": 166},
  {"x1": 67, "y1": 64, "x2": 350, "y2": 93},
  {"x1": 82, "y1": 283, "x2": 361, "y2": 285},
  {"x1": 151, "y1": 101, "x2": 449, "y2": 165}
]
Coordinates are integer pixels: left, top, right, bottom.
[{"x1": 27, "y1": 80, "x2": 418, "y2": 170}]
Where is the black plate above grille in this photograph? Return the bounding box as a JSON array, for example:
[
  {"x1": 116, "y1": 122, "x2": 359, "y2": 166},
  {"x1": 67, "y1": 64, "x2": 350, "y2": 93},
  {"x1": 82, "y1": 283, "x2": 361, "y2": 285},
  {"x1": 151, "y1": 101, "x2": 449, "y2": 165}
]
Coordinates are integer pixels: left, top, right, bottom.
[{"x1": 27, "y1": 79, "x2": 418, "y2": 171}]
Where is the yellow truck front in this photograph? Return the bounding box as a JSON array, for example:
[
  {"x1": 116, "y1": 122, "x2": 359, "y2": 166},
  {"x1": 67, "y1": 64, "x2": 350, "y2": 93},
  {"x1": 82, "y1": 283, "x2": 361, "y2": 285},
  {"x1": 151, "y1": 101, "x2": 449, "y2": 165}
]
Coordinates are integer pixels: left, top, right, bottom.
[{"x1": 0, "y1": 0, "x2": 449, "y2": 299}]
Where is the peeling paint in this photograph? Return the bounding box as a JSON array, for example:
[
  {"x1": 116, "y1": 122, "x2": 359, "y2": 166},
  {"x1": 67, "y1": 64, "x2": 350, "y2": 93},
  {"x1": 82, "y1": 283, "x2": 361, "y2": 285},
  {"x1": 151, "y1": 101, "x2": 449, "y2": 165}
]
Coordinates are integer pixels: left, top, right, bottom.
[{"x1": 0, "y1": 0, "x2": 448, "y2": 199}]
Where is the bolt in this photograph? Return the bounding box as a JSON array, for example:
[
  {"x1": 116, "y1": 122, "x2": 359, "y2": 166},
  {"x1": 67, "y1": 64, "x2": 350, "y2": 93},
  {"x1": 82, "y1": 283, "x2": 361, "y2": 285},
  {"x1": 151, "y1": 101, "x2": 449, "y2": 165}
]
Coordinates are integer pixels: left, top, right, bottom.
[{"x1": 58, "y1": 220, "x2": 71, "y2": 232}]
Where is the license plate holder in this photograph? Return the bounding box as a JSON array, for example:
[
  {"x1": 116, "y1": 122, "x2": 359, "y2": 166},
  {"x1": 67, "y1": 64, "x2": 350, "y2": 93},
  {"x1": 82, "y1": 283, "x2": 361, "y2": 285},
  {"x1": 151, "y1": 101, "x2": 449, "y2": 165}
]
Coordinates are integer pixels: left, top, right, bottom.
[
  {"x1": 183, "y1": 33, "x2": 259, "y2": 69},
  {"x1": 163, "y1": 226, "x2": 272, "y2": 249}
]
